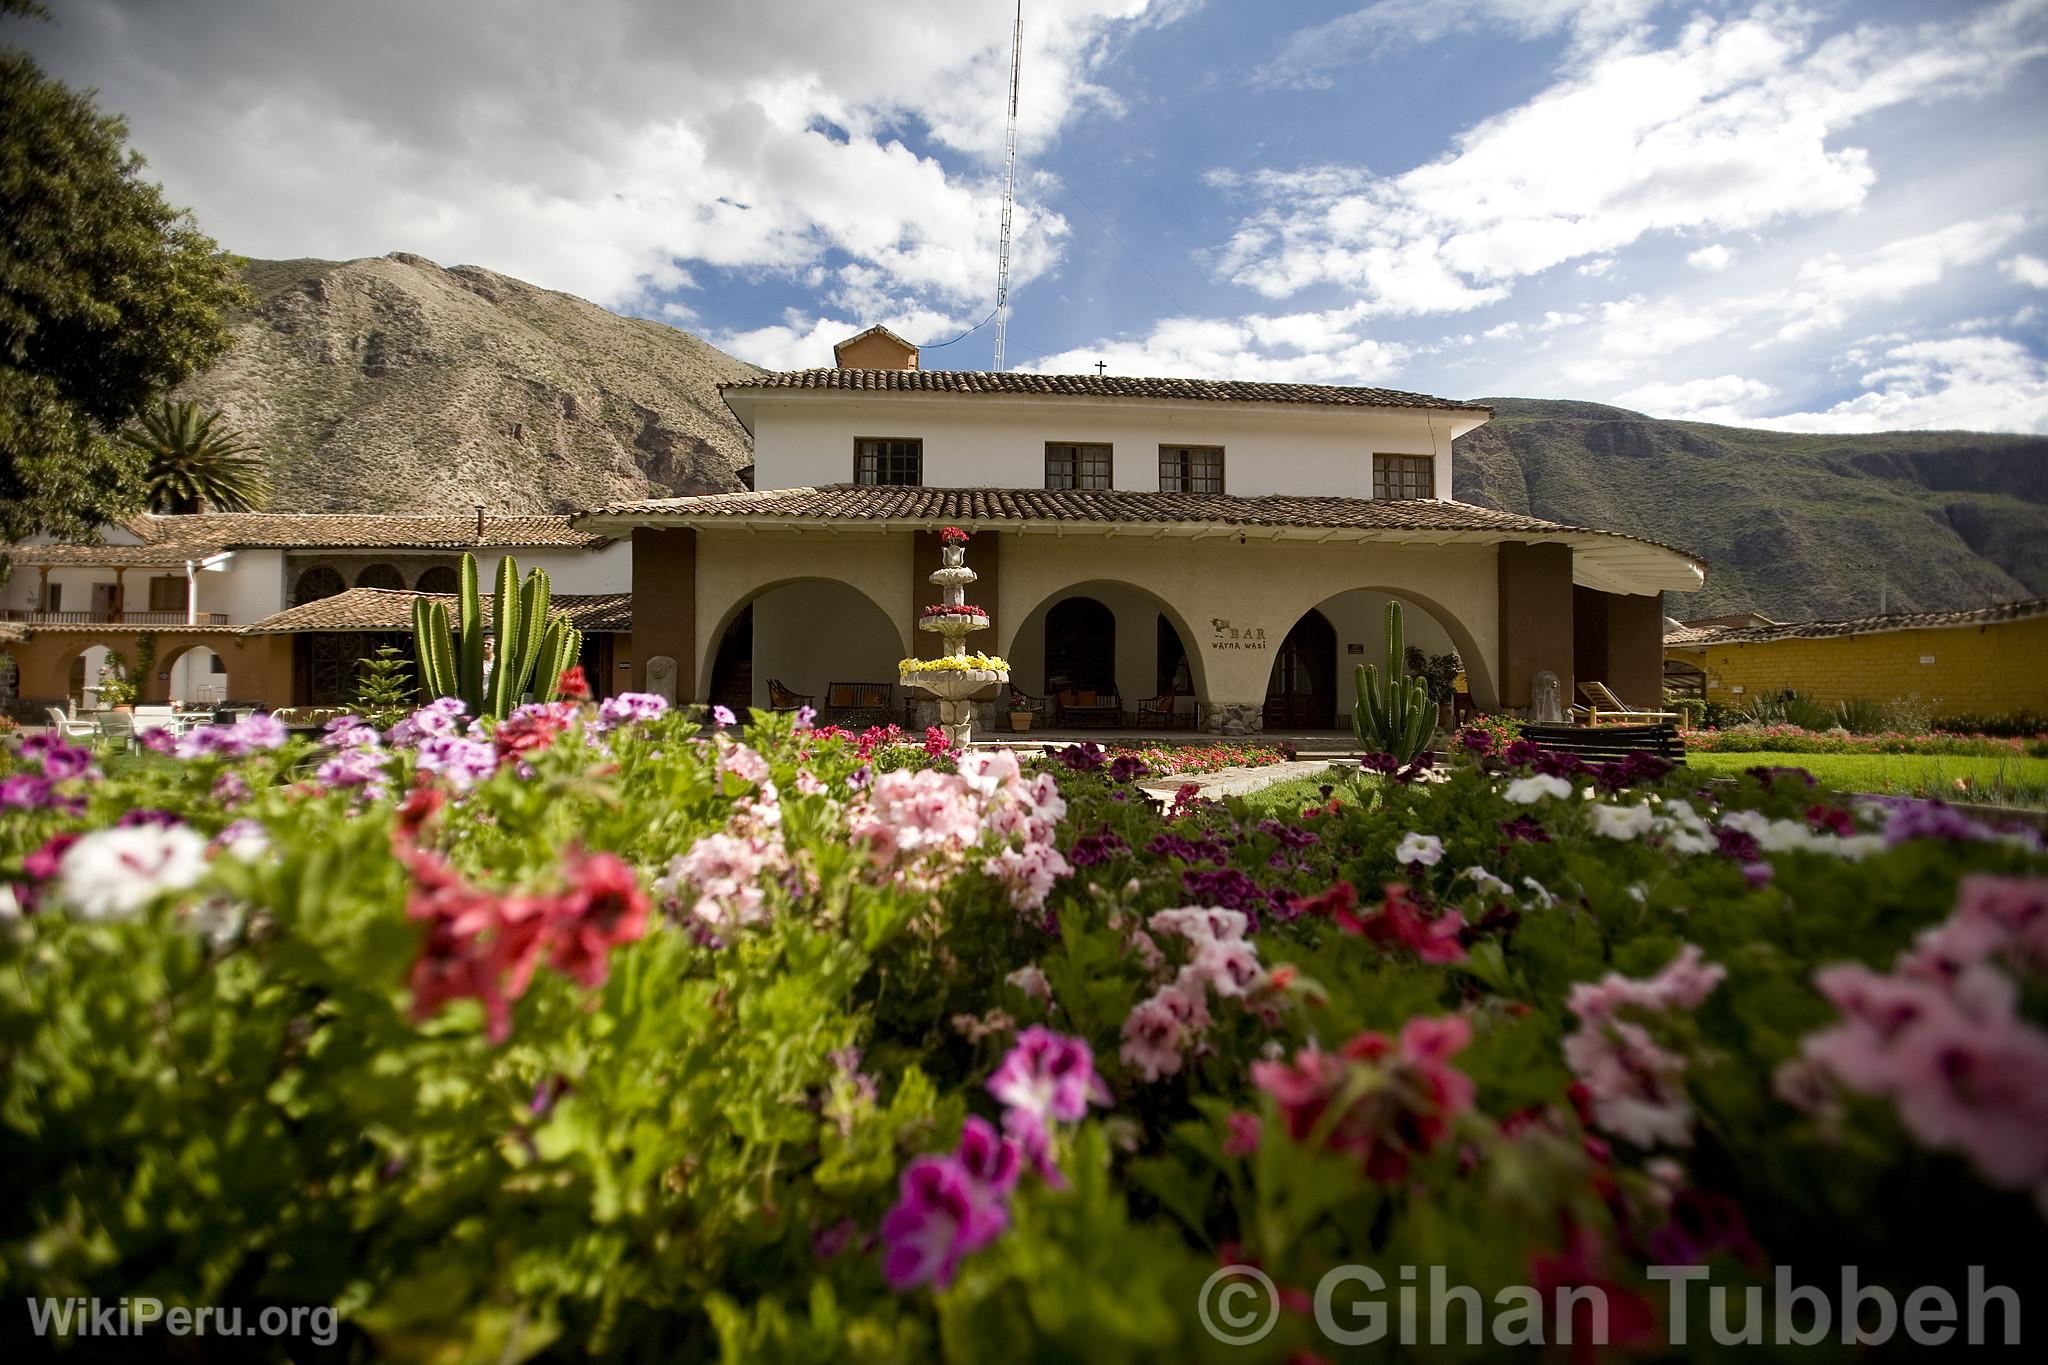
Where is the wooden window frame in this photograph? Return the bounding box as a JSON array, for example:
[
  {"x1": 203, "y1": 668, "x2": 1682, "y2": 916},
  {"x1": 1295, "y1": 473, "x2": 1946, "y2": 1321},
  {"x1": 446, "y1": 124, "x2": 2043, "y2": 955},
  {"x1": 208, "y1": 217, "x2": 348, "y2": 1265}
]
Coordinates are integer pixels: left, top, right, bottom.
[
  {"x1": 1044, "y1": 441, "x2": 1113, "y2": 490},
  {"x1": 1372, "y1": 453, "x2": 1436, "y2": 501},
  {"x1": 1158, "y1": 444, "x2": 1225, "y2": 494},
  {"x1": 853, "y1": 437, "x2": 924, "y2": 486}
]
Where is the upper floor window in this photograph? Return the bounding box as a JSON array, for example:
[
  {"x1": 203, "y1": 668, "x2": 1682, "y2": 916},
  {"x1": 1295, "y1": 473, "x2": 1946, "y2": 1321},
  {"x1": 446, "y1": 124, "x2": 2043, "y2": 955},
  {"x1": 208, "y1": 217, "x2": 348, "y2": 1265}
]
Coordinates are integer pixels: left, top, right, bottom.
[
  {"x1": 1159, "y1": 445, "x2": 1224, "y2": 494},
  {"x1": 855, "y1": 437, "x2": 922, "y2": 486},
  {"x1": 148, "y1": 575, "x2": 183, "y2": 611},
  {"x1": 1045, "y1": 442, "x2": 1112, "y2": 490},
  {"x1": 1373, "y1": 454, "x2": 1435, "y2": 501}
]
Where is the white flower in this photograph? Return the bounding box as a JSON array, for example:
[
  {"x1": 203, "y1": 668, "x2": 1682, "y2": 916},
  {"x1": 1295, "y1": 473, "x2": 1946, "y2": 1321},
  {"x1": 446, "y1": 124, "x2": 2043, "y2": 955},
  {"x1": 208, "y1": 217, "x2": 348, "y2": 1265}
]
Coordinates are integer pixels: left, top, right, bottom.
[
  {"x1": 1005, "y1": 964, "x2": 1052, "y2": 1003},
  {"x1": 0, "y1": 884, "x2": 19, "y2": 920},
  {"x1": 1521, "y1": 876, "x2": 1557, "y2": 909},
  {"x1": 58, "y1": 825, "x2": 209, "y2": 921},
  {"x1": 1591, "y1": 802, "x2": 1656, "y2": 840},
  {"x1": 1458, "y1": 865, "x2": 1512, "y2": 896},
  {"x1": 1395, "y1": 832, "x2": 1444, "y2": 866},
  {"x1": 1504, "y1": 774, "x2": 1573, "y2": 804}
]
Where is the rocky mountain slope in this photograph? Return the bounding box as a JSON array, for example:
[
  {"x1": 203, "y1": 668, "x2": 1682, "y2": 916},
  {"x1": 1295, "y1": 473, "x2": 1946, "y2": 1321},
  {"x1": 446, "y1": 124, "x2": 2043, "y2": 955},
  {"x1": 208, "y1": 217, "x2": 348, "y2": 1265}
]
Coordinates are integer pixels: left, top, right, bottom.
[
  {"x1": 177, "y1": 254, "x2": 760, "y2": 513},
  {"x1": 1453, "y1": 399, "x2": 2048, "y2": 619},
  {"x1": 183, "y1": 256, "x2": 2046, "y2": 619}
]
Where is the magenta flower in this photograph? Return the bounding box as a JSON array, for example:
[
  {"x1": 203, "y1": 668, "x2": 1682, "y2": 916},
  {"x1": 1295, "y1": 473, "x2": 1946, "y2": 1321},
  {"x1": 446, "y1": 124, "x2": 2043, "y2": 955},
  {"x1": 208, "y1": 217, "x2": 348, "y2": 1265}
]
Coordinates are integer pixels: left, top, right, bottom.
[
  {"x1": 711, "y1": 704, "x2": 737, "y2": 726},
  {"x1": 988, "y1": 1026, "x2": 1109, "y2": 1127},
  {"x1": 954, "y1": 1115, "x2": 1021, "y2": 1195},
  {"x1": 878, "y1": 1155, "x2": 1007, "y2": 1291}
]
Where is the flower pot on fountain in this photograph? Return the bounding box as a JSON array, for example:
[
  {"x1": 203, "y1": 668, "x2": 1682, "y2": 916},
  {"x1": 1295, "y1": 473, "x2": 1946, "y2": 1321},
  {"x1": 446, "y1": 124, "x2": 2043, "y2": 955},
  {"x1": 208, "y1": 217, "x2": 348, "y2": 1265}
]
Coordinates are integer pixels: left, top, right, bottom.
[{"x1": 898, "y1": 531, "x2": 1008, "y2": 748}]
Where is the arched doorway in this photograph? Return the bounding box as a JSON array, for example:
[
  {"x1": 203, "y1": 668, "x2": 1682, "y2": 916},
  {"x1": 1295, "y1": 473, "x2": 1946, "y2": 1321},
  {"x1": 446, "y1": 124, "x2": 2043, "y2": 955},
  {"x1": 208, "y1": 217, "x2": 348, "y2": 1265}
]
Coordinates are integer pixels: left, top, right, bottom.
[
  {"x1": 1045, "y1": 597, "x2": 1115, "y2": 694},
  {"x1": 292, "y1": 566, "x2": 345, "y2": 606},
  {"x1": 1265, "y1": 610, "x2": 1337, "y2": 728},
  {"x1": 356, "y1": 563, "x2": 404, "y2": 590},
  {"x1": 416, "y1": 565, "x2": 459, "y2": 595},
  {"x1": 700, "y1": 579, "x2": 908, "y2": 713}
]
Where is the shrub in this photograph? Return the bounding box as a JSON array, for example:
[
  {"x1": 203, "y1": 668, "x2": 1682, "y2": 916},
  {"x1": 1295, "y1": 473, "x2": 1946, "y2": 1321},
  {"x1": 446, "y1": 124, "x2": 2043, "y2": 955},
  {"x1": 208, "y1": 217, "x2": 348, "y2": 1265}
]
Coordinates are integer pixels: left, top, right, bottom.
[
  {"x1": 2, "y1": 701, "x2": 2044, "y2": 1360},
  {"x1": 1834, "y1": 696, "x2": 1886, "y2": 735}
]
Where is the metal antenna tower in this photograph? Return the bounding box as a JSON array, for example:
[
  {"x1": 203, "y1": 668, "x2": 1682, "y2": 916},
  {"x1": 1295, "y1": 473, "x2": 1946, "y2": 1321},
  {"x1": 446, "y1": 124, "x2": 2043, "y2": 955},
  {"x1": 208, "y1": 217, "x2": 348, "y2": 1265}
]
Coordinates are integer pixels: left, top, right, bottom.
[{"x1": 992, "y1": 0, "x2": 1022, "y2": 373}]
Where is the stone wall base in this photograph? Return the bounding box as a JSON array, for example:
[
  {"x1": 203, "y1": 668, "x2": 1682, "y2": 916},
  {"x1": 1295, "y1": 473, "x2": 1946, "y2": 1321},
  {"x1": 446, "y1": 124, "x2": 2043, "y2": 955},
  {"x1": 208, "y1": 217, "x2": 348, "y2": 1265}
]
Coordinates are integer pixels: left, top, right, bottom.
[{"x1": 1198, "y1": 702, "x2": 1264, "y2": 736}]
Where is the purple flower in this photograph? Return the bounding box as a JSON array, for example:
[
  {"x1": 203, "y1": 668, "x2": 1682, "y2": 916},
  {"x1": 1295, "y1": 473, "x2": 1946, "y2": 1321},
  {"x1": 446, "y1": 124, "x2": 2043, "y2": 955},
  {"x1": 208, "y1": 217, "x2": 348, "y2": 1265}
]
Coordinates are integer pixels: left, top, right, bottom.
[
  {"x1": 316, "y1": 747, "x2": 390, "y2": 794},
  {"x1": 37, "y1": 743, "x2": 93, "y2": 780},
  {"x1": 115, "y1": 808, "x2": 183, "y2": 828},
  {"x1": 173, "y1": 712, "x2": 287, "y2": 760},
  {"x1": 1066, "y1": 830, "x2": 1129, "y2": 867},
  {"x1": 1256, "y1": 818, "x2": 1319, "y2": 850},
  {"x1": 1503, "y1": 739, "x2": 1540, "y2": 767},
  {"x1": 987, "y1": 1027, "x2": 1110, "y2": 1174},
  {"x1": 387, "y1": 698, "x2": 467, "y2": 748},
  {"x1": 415, "y1": 736, "x2": 499, "y2": 791},
  {"x1": 1, "y1": 774, "x2": 52, "y2": 810},
  {"x1": 1872, "y1": 797, "x2": 2033, "y2": 848},
  {"x1": 1457, "y1": 728, "x2": 1494, "y2": 756},
  {"x1": 1056, "y1": 742, "x2": 1106, "y2": 773},
  {"x1": 794, "y1": 704, "x2": 817, "y2": 731},
  {"x1": 1180, "y1": 867, "x2": 1278, "y2": 930},
  {"x1": 594, "y1": 691, "x2": 669, "y2": 732},
  {"x1": 1500, "y1": 816, "x2": 1550, "y2": 844},
  {"x1": 955, "y1": 1115, "x2": 1021, "y2": 1196},
  {"x1": 1746, "y1": 764, "x2": 1816, "y2": 791},
  {"x1": 322, "y1": 714, "x2": 382, "y2": 750},
  {"x1": 138, "y1": 727, "x2": 178, "y2": 753},
  {"x1": 1144, "y1": 832, "x2": 1229, "y2": 865},
  {"x1": 212, "y1": 771, "x2": 250, "y2": 805},
  {"x1": 1715, "y1": 824, "x2": 1762, "y2": 863},
  {"x1": 878, "y1": 1155, "x2": 1008, "y2": 1291},
  {"x1": 1107, "y1": 754, "x2": 1149, "y2": 782}
]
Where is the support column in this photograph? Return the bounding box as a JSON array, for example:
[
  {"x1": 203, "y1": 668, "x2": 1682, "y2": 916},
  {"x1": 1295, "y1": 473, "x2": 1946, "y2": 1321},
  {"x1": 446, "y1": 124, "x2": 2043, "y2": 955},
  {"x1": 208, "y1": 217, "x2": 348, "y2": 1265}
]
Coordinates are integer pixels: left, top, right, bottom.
[
  {"x1": 1497, "y1": 542, "x2": 1575, "y2": 714},
  {"x1": 1585, "y1": 589, "x2": 1665, "y2": 710},
  {"x1": 630, "y1": 527, "x2": 696, "y2": 701},
  {"x1": 36, "y1": 567, "x2": 48, "y2": 613}
]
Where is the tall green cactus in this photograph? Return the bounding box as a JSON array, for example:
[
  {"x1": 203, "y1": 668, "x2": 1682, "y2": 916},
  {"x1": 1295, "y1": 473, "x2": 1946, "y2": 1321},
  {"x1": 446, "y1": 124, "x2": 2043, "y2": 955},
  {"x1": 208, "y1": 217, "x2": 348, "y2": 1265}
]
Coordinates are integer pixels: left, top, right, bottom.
[
  {"x1": 1351, "y1": 600, "x2": 1436, "y2": 764},
  {"x1": 411, "y1": 551, "x2": 584, "y2": 719}
]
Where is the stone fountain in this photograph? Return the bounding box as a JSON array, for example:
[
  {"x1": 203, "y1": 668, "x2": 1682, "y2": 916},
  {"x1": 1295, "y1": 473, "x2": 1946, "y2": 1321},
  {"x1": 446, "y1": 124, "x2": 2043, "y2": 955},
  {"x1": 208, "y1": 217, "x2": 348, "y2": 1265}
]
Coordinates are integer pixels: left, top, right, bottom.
[{"x1": 900, "y1": 529, "x2": 1008, "y2": 748}]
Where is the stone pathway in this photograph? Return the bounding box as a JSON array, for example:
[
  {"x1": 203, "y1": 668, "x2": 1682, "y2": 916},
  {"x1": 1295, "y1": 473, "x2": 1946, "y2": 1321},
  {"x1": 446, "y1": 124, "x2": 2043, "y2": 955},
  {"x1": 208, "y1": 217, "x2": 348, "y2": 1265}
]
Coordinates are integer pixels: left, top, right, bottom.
[{"x1": 1132, "y1": 758, "x2": 1340, "y2": 806}]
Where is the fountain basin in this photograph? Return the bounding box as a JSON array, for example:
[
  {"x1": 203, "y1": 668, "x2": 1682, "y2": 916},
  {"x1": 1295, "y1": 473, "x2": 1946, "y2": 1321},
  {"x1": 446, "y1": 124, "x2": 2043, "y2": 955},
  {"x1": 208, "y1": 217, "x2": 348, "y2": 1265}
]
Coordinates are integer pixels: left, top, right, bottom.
[
  {"x1": 899, "y1": 665, "x2": 1007, "y2": 704},
  {"x1": 918, "y1": 612, "x2": 990, "y2": 634}
]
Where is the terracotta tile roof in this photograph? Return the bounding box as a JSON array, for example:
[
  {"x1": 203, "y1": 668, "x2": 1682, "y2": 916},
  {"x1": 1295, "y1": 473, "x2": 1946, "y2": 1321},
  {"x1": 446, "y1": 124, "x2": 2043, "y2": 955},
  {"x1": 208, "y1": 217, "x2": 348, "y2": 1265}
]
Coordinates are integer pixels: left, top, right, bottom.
[
  {"x1": 580, "y1": 483, "x2": 1575, "y2": 532},
  {"x1": 1665, "y1": 596, "x2": 2048, "y2": 647},
  {"x1": 2, "y1": 513, "x2": 610, "y2": 567},
  {"x1": 242, "y1": 588, "x2": 632, "y2": 634},
  {"x1": 720, "y1": 368, "x2": 1488, "y2": 412},
  {"x1": 0, "y1": 621, "x2": 26, "y2": 645}
]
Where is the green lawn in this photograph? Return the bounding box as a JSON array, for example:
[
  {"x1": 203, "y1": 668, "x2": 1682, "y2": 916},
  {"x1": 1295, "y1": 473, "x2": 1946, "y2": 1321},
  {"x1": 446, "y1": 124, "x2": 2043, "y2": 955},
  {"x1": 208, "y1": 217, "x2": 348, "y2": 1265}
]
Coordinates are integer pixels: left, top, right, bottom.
[{"x1": 1684, "y1": 751, "x2": 2048, "y2": 808}]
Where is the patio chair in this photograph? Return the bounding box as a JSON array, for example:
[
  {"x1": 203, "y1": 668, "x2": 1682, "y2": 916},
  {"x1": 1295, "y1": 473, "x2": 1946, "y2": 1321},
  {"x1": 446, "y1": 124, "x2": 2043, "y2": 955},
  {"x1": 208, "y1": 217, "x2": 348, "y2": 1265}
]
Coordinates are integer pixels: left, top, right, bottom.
[
  {"x1": 94, "y1": 710, "x2": 136, "y2": 751},
  {"x1": 45, "y1": 706, "x2": 97, "y2": 742},
  {"x1": 1132, "y1": 688, "x2": 1181, "y2": 729},
  {"x1": 766, "y1": 678, "x2": 813, "y2": 712},
  {"x1": 1577, "y1": 681, "x2": 1678, "y2": 726}
]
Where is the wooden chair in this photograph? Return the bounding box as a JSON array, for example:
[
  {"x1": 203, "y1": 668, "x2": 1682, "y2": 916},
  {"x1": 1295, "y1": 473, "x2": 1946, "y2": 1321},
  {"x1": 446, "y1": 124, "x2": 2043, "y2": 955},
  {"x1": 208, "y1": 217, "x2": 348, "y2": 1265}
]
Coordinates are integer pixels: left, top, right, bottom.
[
  {"x1": 827, "y1": 681, "x2": 893, "y2": 711},
  {"x1": 1133, "y1": 688, "x2": 1181, "y2": 729},
  {"x1": 94, "y1": 710, "x2": 136, "y2": 751},
  {"x1": 765, "y1": 678, "x2": 813, "y2": 712},
  {"x1": 1577, "y1": 681, "x2": 1678, "y2": 727}
]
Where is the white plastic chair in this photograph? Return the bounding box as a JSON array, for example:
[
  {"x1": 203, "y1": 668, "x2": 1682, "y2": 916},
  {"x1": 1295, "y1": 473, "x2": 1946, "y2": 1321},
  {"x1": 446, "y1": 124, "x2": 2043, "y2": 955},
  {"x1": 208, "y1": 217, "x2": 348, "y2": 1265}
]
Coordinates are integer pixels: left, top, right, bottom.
[{"x1": 46, "y1": 706, "x2": 97, "y2": 741}]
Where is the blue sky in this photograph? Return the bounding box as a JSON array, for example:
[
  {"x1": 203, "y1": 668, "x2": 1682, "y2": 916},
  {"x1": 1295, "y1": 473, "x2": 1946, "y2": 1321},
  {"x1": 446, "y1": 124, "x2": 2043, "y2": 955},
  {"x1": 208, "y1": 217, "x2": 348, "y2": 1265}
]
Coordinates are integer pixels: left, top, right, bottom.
[{"x1": 20, "y1": 0, "x2": 2048, "y2": 430}]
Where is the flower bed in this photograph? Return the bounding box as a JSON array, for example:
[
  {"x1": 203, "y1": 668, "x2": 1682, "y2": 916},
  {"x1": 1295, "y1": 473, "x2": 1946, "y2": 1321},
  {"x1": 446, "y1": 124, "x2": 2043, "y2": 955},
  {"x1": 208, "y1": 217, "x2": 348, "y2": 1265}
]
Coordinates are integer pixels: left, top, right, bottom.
[
  {"x1": 1689, "y1": 722, "x2": 2033, "y2": 757},
  {"x1": 2, "y1": 706, "x2": 2045, "y2": 1359},
  {"x1": 1100, "y1": 740, "x2": 1296, "y2": 776}
]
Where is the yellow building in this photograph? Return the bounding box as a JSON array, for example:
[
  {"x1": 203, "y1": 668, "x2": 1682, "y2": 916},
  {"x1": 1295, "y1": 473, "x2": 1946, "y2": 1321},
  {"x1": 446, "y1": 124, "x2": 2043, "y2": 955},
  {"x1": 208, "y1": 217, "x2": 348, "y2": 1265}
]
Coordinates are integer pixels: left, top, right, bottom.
[{"x1": 1665, "y1": 598, "x2": 2048, "y2": 719}]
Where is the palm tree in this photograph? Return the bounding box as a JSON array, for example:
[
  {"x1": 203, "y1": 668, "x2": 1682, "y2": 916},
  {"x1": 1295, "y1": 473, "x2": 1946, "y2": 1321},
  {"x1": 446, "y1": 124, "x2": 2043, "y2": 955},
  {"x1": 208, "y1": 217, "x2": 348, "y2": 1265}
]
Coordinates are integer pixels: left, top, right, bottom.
[{"x1": 119, "y1": 400, "x2": 271, "y2": 514}]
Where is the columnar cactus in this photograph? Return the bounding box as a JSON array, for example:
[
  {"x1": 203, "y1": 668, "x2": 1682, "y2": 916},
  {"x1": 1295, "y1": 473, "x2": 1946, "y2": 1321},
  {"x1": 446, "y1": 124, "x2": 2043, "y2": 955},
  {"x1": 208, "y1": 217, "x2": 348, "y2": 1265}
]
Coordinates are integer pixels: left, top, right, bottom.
[
  {"x1": 1352, "y1": 600, "x2": 1436, "y2": 763},
  {"x1": 412, "y1": 552, "x2": 583, "y2": 719}
]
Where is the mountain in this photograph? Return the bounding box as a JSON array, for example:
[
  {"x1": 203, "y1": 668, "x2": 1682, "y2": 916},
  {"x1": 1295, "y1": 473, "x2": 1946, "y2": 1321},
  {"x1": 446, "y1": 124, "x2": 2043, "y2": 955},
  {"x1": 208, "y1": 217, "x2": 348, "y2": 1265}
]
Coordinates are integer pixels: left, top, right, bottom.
[
  {"x1": 1453, "y1": 399, "x2": 2048, "y2": 619},
  {"x1": 177, "y1": 254, "x2": 760, "y2": 513},
  {"x1": 183, "y1": 256, "x2": 2046, "y2": 618}
]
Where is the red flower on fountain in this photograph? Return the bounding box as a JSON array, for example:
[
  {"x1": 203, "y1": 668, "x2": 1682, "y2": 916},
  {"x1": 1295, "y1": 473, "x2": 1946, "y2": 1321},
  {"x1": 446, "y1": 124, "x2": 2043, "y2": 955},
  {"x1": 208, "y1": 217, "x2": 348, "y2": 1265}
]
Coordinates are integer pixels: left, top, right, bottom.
[
  {"x1": 939, "y1": 526, "x2": 970, "y2": 545},
  {"x1": 920, "y1": 602, "x2": 988, "y2": 618}
]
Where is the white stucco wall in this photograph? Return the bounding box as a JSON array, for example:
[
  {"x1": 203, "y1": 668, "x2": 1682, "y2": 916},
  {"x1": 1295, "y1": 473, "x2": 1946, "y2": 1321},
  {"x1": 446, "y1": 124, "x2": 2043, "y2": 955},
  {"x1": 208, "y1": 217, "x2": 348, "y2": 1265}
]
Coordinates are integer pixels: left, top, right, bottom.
[
  {"x1": 745, "y1": 395, "x2": 1465, "y2": 501},
  {"x1": 498, "y1": 542, "x2": 632, "y2": 594},
  {"x1": 1, "y1": 548, "x2": 286, "y2": 623},
  {"x1": 750, "y1": 580, "x2": 909, "y2": 711},
  {"x1": 690, "y1": 530, "x2": 915, "y2": 697}
]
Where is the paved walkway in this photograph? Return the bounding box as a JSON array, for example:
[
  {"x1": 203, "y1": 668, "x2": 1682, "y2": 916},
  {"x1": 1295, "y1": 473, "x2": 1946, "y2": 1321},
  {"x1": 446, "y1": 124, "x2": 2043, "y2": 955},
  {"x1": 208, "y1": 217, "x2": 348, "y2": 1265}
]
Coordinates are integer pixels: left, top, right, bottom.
[{"x1": 1132, "y1": 758, "x2": 1341, "y2": 806}]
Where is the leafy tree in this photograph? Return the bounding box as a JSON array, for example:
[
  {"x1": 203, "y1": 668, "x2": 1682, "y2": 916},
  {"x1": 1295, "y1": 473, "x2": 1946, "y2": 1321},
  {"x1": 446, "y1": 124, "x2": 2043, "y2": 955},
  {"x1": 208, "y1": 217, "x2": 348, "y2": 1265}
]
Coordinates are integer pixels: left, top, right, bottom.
[
  {"x1": 120, "y1": 399, "x2": 270, "y2": 513},
  {"x1": 352, "y1": 645, "x2": 416, "y2": 727},
  {"x1": 0, "y1": 13, "x2": 249, "y2": 547}
]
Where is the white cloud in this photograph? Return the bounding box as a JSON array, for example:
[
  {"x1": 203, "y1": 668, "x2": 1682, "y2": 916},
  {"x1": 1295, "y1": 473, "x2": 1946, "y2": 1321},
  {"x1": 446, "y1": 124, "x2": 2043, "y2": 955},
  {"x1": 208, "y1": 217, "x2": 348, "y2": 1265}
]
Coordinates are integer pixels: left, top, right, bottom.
[
  {"x1": 1686, "y1": 243, "x2": 1734, "y2": 271},
  {"x1": 1615, "y1": 373, "x2": 1775, "y2": 421},
  {"x1": 1577, "y1": 257, "x2": 1617, "y2": 276},
  {"x1": 1253, "y1": 0, "x2": 1661, "y2": 89},
  {"x1": 1014, "y1": 307, "x2": 1414, "y2": 383},
  {"x1": 22, "y1": 0, "x2": 1174, "y2": 311},
  {"x1": 2003, "y1": 252, "x2": 2048, "y2": 287},
  {"x1": 1213, "y1": 2, "x2": 2048, "y2": 316},
  {"x1": 1766, "y1": 215, "x2": 2025, "y2": 341},
  {"x1": 1739, "y1": 336, "x2": 2048, "y2": 433}
]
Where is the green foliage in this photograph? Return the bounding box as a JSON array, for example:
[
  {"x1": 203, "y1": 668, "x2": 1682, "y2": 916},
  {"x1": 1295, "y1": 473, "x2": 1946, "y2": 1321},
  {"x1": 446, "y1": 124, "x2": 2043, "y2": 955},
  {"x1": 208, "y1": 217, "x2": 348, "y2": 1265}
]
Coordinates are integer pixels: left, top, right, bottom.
[
  {"x1": 1403, "y1": 642, "x2": 1463, "y2": 704},
  {"x1": 352, "y1": 645, "x2": 415, "y2": 726},
  {"x1": 1, "y1": 704, "x2": 2044, "y2": 1359},
  {"x1": 413, "y1": 551, "x2": 582, "y2": 718},
  {"x1": 1664, "y1": 694, "x2": 1706, "y2": 730},
  {"x1": 1833, "y1": 696, "x2": 1886, "y2": 735},
  {"x1": 119, "y1": 398, "x2": 270, "y2": 512},
  {"x1": 1352, "y1": 600, "x2": 1435, "y2": 762},
  {"x1": 0, "y1": 40, "x2": 248, "y2": 545}
]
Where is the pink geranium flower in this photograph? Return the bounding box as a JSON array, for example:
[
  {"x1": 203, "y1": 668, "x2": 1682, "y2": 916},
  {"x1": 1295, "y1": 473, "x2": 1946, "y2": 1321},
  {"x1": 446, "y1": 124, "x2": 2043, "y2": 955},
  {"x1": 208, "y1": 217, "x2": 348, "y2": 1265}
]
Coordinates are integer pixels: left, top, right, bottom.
[
  {"x1": 1251, "y1": 1015, "x2": 1476, "y2": 1182},
  {"x1": 878, "y1": 1155, "x2": 1006, "y2": 1291}
]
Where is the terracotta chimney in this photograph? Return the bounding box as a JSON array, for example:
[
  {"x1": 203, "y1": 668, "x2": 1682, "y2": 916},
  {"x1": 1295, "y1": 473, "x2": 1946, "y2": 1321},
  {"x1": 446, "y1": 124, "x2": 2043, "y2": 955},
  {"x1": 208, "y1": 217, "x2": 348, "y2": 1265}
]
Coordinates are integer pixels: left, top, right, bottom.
[{"x1": 474, "y1": 503, "x2": 486, "y2": 540}]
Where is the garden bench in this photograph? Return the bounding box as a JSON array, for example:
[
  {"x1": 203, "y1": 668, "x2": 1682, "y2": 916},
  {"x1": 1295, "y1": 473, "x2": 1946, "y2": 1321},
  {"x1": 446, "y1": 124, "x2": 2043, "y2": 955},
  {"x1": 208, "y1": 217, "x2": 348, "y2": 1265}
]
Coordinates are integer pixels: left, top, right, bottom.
[
  {"x1": 1133, "y1": 688, "x2": 1190, "y2": 730},
  {"x1": 1054, "y1": 687, "x2": 1122, "y2": 727},
  {"x1": 824, "y1": 680, "x2": 894, "y2": 728},
  {"x1": 1520, "y1": 722, "x2": 1687, "y2": 763}
]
